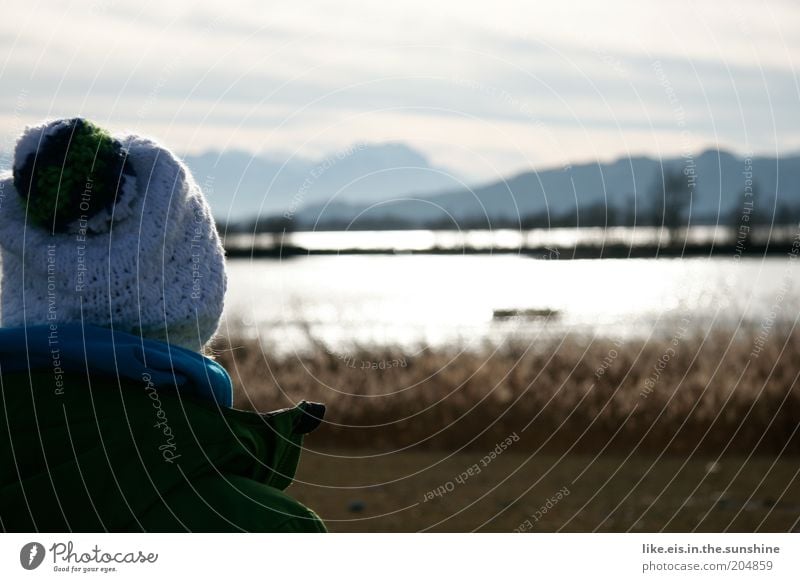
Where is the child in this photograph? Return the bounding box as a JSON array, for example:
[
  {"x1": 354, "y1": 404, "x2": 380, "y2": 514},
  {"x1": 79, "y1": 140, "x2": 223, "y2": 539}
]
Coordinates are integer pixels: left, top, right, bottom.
[{"x1": 0, "y1": 118, "x2": 325, "y2": 532}]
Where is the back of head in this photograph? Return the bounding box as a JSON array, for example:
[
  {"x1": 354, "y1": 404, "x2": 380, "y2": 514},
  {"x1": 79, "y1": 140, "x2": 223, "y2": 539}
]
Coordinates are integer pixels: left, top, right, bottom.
[{"x1": 0, "y1": 118, "x2": 227, "y2": 351}]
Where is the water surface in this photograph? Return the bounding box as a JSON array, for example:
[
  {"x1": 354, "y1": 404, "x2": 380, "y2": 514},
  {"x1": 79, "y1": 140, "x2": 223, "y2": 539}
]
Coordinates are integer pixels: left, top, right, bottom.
[{"x1": 222, "y1": 255, "x2": 800, "y2": 352}]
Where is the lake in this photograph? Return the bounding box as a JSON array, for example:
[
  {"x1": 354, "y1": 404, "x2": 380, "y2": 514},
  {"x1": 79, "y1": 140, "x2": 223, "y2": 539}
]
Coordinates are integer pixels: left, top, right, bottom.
[{"x1": 221, "y1": 254, "x2": 800, "y2": 352}]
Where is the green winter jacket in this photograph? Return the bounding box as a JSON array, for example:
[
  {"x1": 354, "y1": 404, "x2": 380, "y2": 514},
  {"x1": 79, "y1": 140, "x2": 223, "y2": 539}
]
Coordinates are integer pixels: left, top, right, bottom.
[{"x1": 0, "y1": 325, "x2": 326, "y2": 532}]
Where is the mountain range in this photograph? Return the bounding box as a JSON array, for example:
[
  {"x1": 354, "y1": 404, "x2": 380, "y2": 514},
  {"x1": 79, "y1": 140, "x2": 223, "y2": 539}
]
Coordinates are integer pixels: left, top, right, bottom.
[
  {"x1": 183, "y1": 142, "x2": 462, "y2": 222},
  {"x1": 282, "y1": 149, "x2": 800, "y2": 229},
  {"x1": 3, "y1": 144, "x2": 799, "y2": 229}
]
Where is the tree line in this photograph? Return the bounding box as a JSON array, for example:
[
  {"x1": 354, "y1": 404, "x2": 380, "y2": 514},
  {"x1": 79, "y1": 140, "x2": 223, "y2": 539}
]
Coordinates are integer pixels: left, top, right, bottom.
[{"x1": 220, "y1": 170, "x2": 799, "y2": 235}]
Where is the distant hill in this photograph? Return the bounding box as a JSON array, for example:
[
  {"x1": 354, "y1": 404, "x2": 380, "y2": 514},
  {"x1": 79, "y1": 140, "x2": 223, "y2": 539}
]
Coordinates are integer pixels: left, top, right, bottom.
[
  {"x1": 290, "y1": 149, "x2": 800, "y2": 229},
  {"x1": 183, "y1": 142, "x2": 462, "y2": 222}
]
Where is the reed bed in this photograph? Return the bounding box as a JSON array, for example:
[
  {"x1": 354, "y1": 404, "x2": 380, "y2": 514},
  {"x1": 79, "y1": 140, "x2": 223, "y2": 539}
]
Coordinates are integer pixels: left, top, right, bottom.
[{"x1": 211, "y1": 325, "x2": 800, "y2": 455}]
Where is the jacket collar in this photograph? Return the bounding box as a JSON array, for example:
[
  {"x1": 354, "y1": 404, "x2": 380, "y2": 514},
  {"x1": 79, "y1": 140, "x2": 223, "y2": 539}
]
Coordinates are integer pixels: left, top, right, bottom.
[{"x1": 0, "y1": 324, "x2": 233, "y2": 407}]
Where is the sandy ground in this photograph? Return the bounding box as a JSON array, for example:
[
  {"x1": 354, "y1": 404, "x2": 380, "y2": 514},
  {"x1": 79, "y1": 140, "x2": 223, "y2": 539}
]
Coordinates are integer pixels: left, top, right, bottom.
[{"x1": 289, "y1": 449, "x2": 800, "y2": 532}]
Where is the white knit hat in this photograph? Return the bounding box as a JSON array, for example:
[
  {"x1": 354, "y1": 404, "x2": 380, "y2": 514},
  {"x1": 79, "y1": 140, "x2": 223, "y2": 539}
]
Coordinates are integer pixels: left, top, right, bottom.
[{"x1": 0, "y1": 118, "x2": 227, "y2": 351}]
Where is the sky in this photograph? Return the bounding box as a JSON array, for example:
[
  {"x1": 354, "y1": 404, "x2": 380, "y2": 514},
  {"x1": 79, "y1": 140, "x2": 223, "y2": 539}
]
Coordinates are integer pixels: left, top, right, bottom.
[{"x1": 0, "y1": 0, "x2": 798, "y2": 182}]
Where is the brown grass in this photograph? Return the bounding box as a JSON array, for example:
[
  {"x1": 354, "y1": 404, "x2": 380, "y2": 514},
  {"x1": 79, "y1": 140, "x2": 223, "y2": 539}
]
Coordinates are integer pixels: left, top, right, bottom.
[{"x1": 211, "y1": 325, "x2": 800, "y2": 455}]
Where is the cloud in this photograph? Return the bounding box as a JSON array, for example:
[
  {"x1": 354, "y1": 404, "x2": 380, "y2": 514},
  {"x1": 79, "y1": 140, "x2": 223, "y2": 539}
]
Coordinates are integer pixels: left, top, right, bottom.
[{"x1": 0, "y1": 0, "x2": 797, "y2": 178}]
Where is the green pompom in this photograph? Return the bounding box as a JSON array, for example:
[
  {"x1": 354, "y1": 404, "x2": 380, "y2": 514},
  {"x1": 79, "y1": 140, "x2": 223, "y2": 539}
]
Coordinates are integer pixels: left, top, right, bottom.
[{"x1": 13, "y1": 118, "x2": 135, "y2": 231}]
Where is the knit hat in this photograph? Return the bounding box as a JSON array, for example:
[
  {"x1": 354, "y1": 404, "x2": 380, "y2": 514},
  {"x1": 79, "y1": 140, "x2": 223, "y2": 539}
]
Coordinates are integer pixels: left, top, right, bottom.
[{"x1": 0, "y1": 118, "x2": 227, "y2": 351}]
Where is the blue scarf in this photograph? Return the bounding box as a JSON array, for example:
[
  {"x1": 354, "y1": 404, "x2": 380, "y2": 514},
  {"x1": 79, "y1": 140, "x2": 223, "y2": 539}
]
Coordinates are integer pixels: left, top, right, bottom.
[{"x1": 0, "y1": 324, "x2": 233, "y2": 407}]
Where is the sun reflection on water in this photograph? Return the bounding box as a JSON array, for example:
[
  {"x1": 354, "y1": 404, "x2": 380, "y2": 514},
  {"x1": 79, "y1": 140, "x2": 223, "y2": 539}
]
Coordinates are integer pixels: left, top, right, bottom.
[{"x1": 222, "y1": 255, "x2": 797, "y2": 352}]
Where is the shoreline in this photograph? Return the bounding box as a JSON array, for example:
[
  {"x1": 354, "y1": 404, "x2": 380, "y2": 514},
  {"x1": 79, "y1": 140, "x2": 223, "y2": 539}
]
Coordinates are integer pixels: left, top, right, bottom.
[{"x1": 224, "y1": 241, "x2": 798, "y2": 259}]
